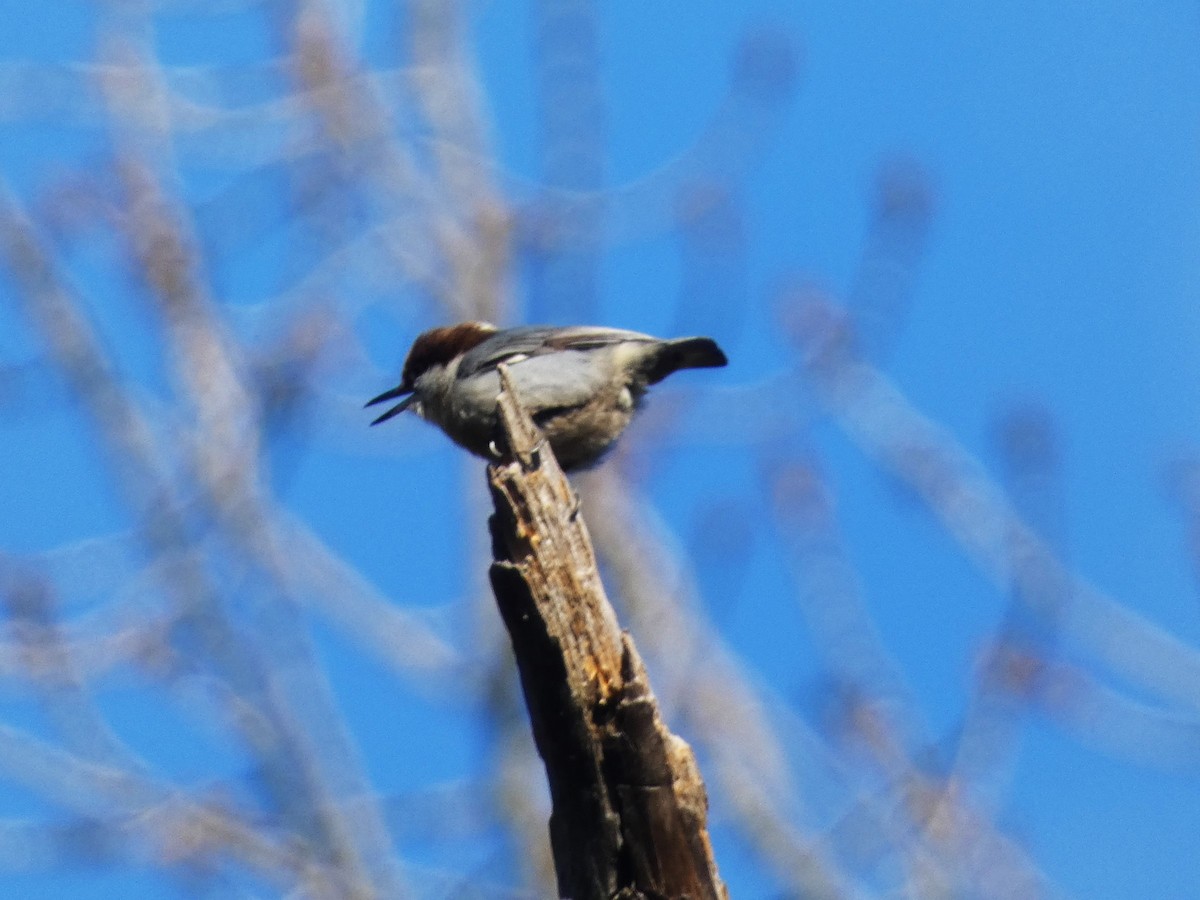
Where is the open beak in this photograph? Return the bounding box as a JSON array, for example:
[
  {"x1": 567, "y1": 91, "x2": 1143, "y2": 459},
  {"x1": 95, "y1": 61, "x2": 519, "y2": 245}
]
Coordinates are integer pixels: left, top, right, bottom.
[{"x1": 365, "y1": 385, "x2": 415, "y2": 425}]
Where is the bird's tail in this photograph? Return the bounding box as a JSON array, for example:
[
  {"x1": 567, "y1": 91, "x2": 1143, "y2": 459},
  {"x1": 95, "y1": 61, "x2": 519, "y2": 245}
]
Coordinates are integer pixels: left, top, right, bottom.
[{"x1": 645, "y1": 337, "x2": 728, "y2": 384}]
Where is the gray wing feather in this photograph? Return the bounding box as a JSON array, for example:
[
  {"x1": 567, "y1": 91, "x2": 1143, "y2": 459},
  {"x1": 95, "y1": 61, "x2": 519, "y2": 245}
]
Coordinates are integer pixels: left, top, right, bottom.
[{"x1": 457, "y1": 326, "x2": 655, "y2": 378}]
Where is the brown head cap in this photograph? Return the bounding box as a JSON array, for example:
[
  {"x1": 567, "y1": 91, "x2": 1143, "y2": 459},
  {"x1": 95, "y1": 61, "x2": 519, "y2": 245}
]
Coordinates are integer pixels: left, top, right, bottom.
[{"x1": 401, "y1": 321, "x2": 498, "y2": 387}]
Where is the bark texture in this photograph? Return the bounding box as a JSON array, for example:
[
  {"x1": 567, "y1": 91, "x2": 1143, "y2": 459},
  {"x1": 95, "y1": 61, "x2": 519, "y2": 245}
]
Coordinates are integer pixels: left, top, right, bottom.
[{"x1": 487, "y1": 365, "x2": 727, "y2": 900}]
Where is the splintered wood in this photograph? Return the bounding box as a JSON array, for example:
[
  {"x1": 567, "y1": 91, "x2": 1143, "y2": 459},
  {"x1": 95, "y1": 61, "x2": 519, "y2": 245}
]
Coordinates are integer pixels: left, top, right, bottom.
[{"x1": 487, "y1": 365, "x2": 727, "y2": 900}]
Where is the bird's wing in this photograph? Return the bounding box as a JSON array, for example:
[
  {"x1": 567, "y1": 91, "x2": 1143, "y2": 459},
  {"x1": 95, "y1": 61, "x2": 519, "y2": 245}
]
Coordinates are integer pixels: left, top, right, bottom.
[{"x1": 457, "y1": 326, "x2": 655, "y2": 378}]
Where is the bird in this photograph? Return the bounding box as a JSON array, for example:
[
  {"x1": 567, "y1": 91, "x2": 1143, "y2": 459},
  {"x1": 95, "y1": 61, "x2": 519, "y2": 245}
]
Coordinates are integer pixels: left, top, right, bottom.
[{"x1": 366, "y1": 322, "x2": 727, "y2": 470}]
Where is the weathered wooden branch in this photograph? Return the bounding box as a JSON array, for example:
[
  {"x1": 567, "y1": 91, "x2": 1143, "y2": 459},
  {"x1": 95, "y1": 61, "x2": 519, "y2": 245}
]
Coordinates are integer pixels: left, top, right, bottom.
[{"x1": 486, "y1": 365, "x2": 727, "y2": 900}]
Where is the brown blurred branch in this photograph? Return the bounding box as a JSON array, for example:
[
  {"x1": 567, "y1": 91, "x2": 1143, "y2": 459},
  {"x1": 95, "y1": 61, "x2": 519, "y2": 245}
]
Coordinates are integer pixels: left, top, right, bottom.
[
  {"x1": 486, "y1": 365, "x2": 726, "y2": 900},
  {"x1": 788, "y1": 294, "x2": 1200, "y2": 717}
]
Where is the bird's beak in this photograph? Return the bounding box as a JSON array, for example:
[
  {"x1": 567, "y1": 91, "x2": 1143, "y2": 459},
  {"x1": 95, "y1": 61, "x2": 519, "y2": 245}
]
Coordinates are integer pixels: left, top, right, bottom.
[{"x1": 365, "y1": 386, "x2": 415, "y2": 425}]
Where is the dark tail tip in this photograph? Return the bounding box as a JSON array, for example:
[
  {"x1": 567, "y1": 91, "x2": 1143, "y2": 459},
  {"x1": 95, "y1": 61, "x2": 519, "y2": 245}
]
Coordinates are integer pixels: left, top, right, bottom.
[{"x1": 646, "y1": 337, "x2": 728, "y2": 383}]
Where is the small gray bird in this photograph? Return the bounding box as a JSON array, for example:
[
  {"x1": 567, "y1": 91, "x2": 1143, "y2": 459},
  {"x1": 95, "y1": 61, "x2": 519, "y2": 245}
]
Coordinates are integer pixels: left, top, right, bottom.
[{"x1": 366, "y1": 322, "x2": 727, "y2": 470}]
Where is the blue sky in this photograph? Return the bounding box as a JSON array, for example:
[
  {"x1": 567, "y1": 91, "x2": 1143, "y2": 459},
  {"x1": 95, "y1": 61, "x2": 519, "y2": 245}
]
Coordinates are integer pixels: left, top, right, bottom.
[{"x1": 2, "y1": 2, "x2": 1200, "y2": 897}]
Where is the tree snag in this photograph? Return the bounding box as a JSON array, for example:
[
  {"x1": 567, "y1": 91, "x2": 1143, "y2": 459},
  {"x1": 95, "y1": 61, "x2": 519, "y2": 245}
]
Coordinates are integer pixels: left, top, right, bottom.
[{"x1": 486, "y1": 364, "x2": 727, "y2": 900}]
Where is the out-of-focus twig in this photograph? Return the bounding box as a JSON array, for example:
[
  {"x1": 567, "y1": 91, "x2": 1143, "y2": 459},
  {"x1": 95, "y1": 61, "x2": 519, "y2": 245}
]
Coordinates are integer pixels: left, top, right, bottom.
[
  {"x1": 98, "y1": 28, "x2": 408, "y2": 893},
  {"x1": 0, "y1": 721, "x2": 346, "y2": 893},
  {"x1": 788, "y1": 294, "x2": 1200, "y2": 717}
]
